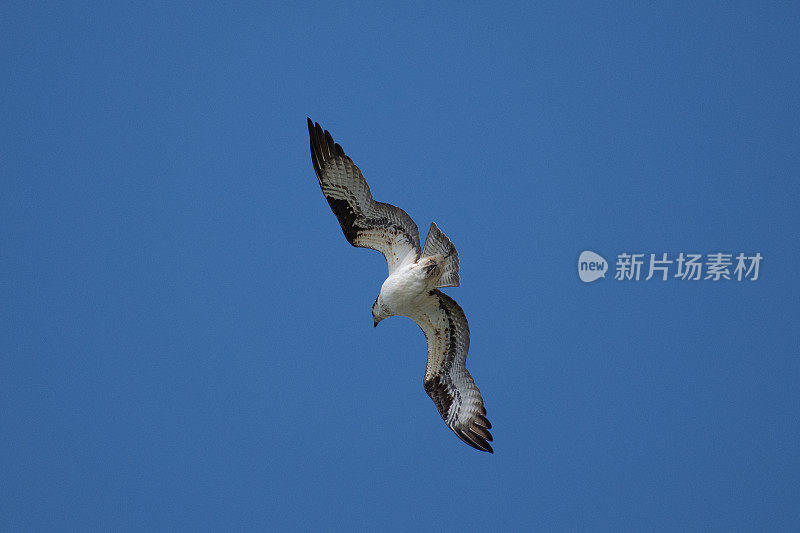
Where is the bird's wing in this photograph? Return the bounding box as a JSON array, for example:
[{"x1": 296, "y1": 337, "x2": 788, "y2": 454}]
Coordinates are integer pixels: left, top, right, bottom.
[
  {"x1": 308, "y1": 118, "x2": 421, "y2": 273},
  {"x1": 410, "y1": 289, "x2": 493, "y2": 452}
]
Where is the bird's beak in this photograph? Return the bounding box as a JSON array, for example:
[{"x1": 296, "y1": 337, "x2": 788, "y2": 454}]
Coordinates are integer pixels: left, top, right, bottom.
[{"x1": 373, "y1": 319, "x2": 379, "y2": 328}]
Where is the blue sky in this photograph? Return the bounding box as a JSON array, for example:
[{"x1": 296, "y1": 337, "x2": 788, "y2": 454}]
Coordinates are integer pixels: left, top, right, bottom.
[{"x1": 2, "y1": 2, "x2": 799, "y2": 530}]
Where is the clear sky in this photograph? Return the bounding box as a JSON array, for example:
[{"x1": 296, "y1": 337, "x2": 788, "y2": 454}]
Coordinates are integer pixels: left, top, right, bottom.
[{"x1": 2, "y1": 2, "x2": 799, "y2": 530}]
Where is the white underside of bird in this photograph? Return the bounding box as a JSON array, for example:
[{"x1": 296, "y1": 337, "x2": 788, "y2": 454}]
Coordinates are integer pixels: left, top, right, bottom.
[{"x1": 377, "y1": 257, "x2": 445, "y2": 319}]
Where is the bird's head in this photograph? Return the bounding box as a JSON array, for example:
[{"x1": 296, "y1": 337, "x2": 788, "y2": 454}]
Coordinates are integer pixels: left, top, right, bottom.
[{"x1": 372, "y1": 295, "x2": 391, "y2": 328}]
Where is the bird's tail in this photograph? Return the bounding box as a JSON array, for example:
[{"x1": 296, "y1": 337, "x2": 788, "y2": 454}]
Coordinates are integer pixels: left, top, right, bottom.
[{"x1": 422, "y1": 222, "x2": 460, "y2": 288}]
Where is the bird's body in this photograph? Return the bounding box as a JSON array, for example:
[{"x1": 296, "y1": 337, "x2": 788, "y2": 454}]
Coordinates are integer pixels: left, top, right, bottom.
[
  {"x1": 307, "y1": 118, "x2": 493, "y2": 453},
  {"x1": 378, "y1": 256, "x2": 444, "y2": 319}
]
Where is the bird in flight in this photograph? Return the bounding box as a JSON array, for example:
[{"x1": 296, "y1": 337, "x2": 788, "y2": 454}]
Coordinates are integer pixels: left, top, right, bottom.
[{"x1": 307, "y1": 118, "x2": 493, "y2": 453}]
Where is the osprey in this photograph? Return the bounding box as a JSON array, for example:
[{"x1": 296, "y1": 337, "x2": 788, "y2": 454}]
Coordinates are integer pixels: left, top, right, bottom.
[{"x1": 307, "y1": 118, "x2": 493, "y2": 453}]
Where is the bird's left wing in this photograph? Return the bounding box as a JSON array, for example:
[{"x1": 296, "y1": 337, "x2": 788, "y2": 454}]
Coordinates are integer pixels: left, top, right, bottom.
[
  {"x1": 410, "y1": 290, "x2": 493, "y2": 453},
  {"x1": 308, "y1": 118, "x2": 421, "y2": 273}
]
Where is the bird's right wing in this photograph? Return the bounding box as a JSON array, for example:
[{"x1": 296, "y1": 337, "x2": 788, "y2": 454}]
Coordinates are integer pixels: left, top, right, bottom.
[
  {"x1": 410, "y1": 289, "x2": 493, "y2": 453},
  {"x1": 308, "y1": 118, "x2": 421, "y2": 273}
]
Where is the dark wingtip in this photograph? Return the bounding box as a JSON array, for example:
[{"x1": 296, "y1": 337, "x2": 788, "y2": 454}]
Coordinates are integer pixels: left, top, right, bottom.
[
  {"x1": 476, "y1": 414, "x2": 492, "y2": 430},
  {"x1": 456, "y1": 427, "x2": 494, "y2": 453},
  {"x1": 470, "y1": 422, "x2": 493, "y2": 442},
  {"x1": 308, "y1": 119, "x2": 322, "y2": 176}
]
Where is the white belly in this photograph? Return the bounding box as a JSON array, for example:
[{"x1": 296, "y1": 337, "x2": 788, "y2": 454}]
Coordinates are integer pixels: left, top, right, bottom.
[{"x1": 379, "y1": 264, "x2": 431, "y2": 317}]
